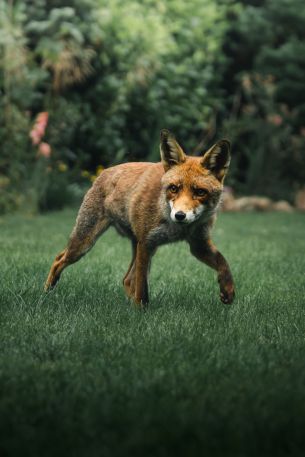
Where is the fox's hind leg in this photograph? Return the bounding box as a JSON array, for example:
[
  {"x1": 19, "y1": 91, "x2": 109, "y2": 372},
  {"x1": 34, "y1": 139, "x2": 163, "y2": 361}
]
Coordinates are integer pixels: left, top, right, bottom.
[
  {"x1": 45, "y1": 216, "x2": 109, "y2": 291},
  {"x1": 45, "y1": 187, "x2": 110, "y2": 291},
  {"x1": 123, "y1": 240, "x2": 137, "y2": 299},
  {"x1": 123, "y1": 242, "x2": 156, "y2": 306}
]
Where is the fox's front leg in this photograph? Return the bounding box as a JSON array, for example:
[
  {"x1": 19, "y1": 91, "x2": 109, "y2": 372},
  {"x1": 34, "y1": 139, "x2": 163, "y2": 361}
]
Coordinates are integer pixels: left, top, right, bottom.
[
  {"x1": 190, "y1": 239, "x2": 235, "y2": 304},
  {"x1": 134, "y1": 242, "x2": 151, "y2": 307}
]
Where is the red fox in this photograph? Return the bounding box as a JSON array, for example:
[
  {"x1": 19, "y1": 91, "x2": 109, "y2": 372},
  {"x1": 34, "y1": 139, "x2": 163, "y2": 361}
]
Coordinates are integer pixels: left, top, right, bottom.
[{"x1": 45, "y1": 130, "x2": 235, "y2": 306}]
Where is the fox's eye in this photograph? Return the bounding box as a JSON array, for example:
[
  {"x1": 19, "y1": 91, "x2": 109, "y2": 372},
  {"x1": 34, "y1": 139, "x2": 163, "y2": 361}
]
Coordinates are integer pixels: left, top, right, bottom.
[
  {"x1": 194, "y1": 188, "x2": 207, "y2": 197},
  {"x1": 169, "y1": 184, "x2": 179, "y2": 193}
]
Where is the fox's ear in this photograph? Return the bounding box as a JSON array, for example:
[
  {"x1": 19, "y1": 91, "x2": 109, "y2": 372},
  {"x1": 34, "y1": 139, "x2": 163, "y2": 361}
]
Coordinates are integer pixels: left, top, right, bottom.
[
  {"x1": 201, "y1": 139, "x2": 231, "y2": 181},
  {"x1": 160, "y1": 129, "x2": 186, "y2": 171}
]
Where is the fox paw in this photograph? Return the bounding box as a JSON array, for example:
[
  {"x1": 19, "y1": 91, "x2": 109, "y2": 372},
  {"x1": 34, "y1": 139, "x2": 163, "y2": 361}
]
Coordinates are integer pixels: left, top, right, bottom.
[
  {"x1": 220, "y1": 288, "x2": 235, "y2": 304},
  {"x1": 44, "y1": 277, "x2": 58, "y2": 292}
]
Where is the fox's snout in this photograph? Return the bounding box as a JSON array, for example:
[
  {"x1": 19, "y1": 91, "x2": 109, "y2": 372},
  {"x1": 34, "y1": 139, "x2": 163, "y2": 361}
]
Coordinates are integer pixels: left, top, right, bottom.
[
  {"x1": 169, "y1": 201, "x2": 204, "y2": 224},
  {"x1": 174, "y1": 211, "x2": 186, "y2": 222}
]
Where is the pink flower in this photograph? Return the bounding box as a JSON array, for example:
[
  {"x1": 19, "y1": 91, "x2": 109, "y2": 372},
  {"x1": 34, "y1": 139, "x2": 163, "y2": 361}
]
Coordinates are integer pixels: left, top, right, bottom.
[
  {"x1": 38, "y1": 142, "x2": 52, "y2": 158},
  {"x1": 30, "y1": 130, "x2": 40, "y2": 145},
  {"x1": 268, "y1": 114, "x2": 283, "y2": 126},
  {"x1": 37, "y1": 112, "x2": 48, "y2": 121},
  {"x1": 30, "y1": 112, "x2": 49, "y2": 145}
]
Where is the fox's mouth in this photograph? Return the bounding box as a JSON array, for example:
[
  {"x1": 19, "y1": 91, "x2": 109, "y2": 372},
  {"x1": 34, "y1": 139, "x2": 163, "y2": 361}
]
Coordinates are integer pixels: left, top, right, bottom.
[
  {"x1": 172, "y1": 216, "x2": 194, "y2": 224},
  {"x1": 169, "y1": 202, "x2": 205, "y2": 224}
]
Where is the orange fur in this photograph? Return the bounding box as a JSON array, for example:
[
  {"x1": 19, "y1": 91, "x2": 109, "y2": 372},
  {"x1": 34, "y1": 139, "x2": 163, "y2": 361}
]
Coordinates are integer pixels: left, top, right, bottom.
[{"x1": 45, "y1": 130, "x2": 235, "y2": 306}]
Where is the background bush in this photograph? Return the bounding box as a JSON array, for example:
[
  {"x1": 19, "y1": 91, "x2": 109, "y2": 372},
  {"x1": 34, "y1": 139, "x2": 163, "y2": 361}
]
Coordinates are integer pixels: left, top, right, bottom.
[
  {"x1": 0, "y1": 0, "x2": 304, "y2": 213},
  {"x1": 220, "y1": 0, "x2": 305, "y2": 201}
]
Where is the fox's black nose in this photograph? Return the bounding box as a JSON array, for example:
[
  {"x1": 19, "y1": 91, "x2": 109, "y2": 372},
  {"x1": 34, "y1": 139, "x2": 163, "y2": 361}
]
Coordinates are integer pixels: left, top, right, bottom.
[{"x1": 175, "y1": 211, "x2": 186, "y2": 221}]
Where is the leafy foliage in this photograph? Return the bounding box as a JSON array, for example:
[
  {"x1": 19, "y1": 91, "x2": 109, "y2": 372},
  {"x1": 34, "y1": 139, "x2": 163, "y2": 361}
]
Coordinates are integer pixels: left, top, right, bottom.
[
  {"x1": 0, "y1": 0, "x2": 304, "y2": 212},
  {"x1": 221, "y1": 0, "x2": 305, "y2": 200}
]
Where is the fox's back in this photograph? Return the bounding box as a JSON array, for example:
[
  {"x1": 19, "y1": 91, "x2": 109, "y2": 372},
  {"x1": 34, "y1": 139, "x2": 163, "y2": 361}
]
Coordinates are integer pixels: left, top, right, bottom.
[{"x1": 93, "y1": 161, "x2": 165, "y2": 233}]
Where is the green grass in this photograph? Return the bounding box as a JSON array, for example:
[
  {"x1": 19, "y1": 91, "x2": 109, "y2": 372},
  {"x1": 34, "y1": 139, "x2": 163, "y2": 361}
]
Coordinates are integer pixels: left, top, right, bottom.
[{"x1": 1, "y1": 209, "x2": 305, "y2": 457}]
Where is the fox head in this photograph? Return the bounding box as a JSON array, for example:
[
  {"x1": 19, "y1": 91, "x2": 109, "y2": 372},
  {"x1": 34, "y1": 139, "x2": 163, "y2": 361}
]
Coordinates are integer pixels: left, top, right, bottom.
[{"x1": 160, "y1": 129, "x2": 230, "y2": 224}]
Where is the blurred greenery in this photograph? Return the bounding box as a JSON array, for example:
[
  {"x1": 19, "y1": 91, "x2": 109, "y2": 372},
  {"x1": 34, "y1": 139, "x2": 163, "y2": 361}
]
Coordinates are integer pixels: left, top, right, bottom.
[{"x1": 0, "y1": 0, "x2": 304, "y2": 213}]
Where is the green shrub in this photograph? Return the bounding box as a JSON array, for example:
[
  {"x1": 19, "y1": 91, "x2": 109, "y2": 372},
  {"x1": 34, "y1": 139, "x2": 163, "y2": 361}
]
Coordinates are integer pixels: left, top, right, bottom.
[
  {"x1": 220, "y1": 0, "x2": 305, "y2": 200},
  {"x1": 1, "y1": 0, "x2": 305, "y2": 213}
]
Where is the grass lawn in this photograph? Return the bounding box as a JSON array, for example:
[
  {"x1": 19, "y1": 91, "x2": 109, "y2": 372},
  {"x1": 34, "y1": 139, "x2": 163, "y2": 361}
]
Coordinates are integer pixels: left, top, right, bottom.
[{"x1": 1, "y1": 209, "x2": 305, "y2": 457}]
